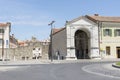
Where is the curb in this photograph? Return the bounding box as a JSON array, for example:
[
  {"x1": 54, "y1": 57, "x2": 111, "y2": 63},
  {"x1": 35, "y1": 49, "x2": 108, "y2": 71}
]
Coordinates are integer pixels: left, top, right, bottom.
[
  {"x1": 112, "y1": 63, "x2": 120, "y2": 68},
  {"x1": 0, "y1": 60, "x2": 51, "y2": 66}
]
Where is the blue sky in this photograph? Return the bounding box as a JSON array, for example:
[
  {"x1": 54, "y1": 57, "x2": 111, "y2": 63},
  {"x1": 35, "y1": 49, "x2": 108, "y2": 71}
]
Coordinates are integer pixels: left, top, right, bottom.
[{"x1": 0, "y1": 0, "x2": 120, "y2": 40}]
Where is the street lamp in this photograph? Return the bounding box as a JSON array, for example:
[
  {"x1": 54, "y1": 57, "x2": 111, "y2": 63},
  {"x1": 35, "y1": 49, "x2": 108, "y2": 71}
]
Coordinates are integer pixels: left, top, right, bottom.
[
  {"x1": 48, "y1": 21, "x2": 55, "y2": 62},
  {"x1": 1, "y1": 27, "x2": 4, "y2": 61}
]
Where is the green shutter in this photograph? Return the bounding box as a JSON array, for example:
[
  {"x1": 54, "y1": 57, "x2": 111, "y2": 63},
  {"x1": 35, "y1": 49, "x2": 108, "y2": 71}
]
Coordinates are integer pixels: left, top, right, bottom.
[
  {"x1": 103, "y1": 29, "x2": 106, "y2": 36},
  {"x1": 109, "y1": 29, "x2": 112, "y2": 37},
  {"x1": 114, "y1": 29, "x2": 117, "y2": 37}
]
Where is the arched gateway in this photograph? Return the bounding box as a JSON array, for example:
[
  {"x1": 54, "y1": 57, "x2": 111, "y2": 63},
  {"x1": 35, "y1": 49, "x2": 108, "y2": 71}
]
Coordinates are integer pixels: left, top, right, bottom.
[
  {"x1": 52, "y1": 15, "x2": 101, "y2": 60},
  {"x1": 75, "y1": 30, "x2": 90, "y2": 59}
]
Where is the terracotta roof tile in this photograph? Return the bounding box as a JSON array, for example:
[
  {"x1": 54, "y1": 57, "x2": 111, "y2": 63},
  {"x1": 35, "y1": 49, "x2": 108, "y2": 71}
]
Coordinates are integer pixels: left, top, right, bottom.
[
  {"x1": 0, "y1": 22, "x2": 11, "y2": 27},
  {"x1": 86, "y1": 15, "x2": 120, "y2": 23},
  {"x1": 0, "y1": 23, "x2": 8, "y2": 27},
  {"x1": 52, "y1": 28, "x2": 65, "y2": 35}
]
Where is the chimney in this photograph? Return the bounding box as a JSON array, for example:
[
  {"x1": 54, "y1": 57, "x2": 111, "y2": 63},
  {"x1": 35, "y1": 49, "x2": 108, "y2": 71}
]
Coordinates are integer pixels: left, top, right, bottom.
[
  {"x1": 7, "y1": 22, "x2": 11, "y2": 26},
  {"x1": 94, "y1": 14, "x2": 99, "y2": 16},
  {"x1": 12, "y1": 34, "x2": 14, "y2": 38}
]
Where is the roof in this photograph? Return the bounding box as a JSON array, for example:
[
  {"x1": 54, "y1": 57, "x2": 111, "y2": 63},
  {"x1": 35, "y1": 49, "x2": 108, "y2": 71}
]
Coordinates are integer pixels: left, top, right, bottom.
[
  {"x1": 52, "y1": 14, "x2": 120, "y2": 35},
  {"x1": 0, "y1": 23, "x2": 8, "y2": 27},
  {"x1": 67, "y1": 16, "x2": 84, "y2": 24},
  {"x1": 86, "y1": 15, "x2": 120, "y2": 23},
  {"x1": 67, "y1": 14, "x2": 120, "y2": 24},
  {"x1": 0, "y1": 22, "x2": 11, "y2": 27},
  {"x1": 52, "y1": 28, "x2": 65, "y2": 35},
  {"x1": 0, "y1": 22, "x2": 11, "y2": 32}
]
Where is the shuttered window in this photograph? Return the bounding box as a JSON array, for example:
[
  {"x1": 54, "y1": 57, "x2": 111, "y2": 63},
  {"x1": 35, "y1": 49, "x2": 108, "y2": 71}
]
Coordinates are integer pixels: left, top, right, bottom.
[
  {"x1": 103, "y1": 29, "x2": 112, "y2": 36},
  {"x1": 0, "y1": 39, "x2": 2, "y2": 46},
  {"x1": 114, "y1": 29, "x2": 120, "y2": 36},
  {"x1": 0, "y1": 29, "x2": 4, "y2": 33}
]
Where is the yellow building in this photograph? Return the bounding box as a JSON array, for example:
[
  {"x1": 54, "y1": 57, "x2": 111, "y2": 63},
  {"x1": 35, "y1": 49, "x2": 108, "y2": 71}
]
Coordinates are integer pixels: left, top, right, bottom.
[
  {"x1": 99, "y1": 22, "x2": 120, "y2": 58},
  {"x1": 87, "y1": 15, "x2": 120, "y2": 59}
]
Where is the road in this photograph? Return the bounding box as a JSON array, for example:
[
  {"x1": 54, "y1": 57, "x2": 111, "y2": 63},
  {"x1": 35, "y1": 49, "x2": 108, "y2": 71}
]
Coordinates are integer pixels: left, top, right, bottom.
[{"x1": 0, "y1": 61, "x2": 119, "y2": 80}]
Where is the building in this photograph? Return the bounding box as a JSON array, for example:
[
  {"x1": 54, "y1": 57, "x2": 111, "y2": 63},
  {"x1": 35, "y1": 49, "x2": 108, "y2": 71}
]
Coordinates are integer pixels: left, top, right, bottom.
[
  {"x1": 10, "y1": 34, "x2": 18, "y2": 48},
  {"x1": 0, "y1": 22, "x2": 11, "y2": 48},
  {"x1": 51, "y1": 14, "x2": 120, "y2": 60},
  {"x1": 0, "y1": 22, "x2": 11, "y2": 60}
]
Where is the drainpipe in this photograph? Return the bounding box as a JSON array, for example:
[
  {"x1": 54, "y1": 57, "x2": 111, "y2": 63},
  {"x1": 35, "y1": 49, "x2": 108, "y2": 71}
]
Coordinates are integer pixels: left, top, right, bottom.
[{"x1": 98, "y1": 21, "x2": 102, "y2": 58}]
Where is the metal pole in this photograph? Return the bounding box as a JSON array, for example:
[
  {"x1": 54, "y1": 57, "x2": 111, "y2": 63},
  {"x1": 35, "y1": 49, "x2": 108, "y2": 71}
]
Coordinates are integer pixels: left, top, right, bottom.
[
  {"x1": 2, "y1": 27, "x2": 4, "y2": 61},
  {"x1": 48, "y1": 21, "x2": 55, "y2": 62}
]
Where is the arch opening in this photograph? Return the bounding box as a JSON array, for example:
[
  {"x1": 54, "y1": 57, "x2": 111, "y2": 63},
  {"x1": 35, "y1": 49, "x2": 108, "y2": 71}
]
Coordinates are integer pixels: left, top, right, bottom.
[{"x1": 75, "y1": 30, "x2": 89, "y2": 59}]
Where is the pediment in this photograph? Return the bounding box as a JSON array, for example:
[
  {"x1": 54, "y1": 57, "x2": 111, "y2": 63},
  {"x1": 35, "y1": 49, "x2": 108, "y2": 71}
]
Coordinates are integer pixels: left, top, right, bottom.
[
  {"x1": 68, "y1": 16, "x2": 95, "y2": 26},
  {"x1": 72, "y1": 19, "x2": 92, "y2": 25}
]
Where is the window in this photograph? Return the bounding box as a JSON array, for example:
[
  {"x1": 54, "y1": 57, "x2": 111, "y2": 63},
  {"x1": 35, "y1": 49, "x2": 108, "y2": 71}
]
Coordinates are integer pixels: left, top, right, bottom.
[
  {"x1": 0, "y1": 29, "x2": 4, "y2": 33},
  {"x1": 106, "y1": 46, "x2": 110, "y2": 55},
  {"x1": 0, "y1": 39, "x2": 2, "y2": 46},
  {"x1": 114, "y1": 29, "x2": 120, "y2": 36},
  {"x1": 103, "y1": 29, "x2": 112, "y2": 36}
]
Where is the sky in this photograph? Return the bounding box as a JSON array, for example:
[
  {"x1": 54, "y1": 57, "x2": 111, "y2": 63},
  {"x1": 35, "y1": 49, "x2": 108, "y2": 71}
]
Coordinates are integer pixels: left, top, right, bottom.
[{"x1": 0, "y1": 0, "x2": 120, "y2": 40}]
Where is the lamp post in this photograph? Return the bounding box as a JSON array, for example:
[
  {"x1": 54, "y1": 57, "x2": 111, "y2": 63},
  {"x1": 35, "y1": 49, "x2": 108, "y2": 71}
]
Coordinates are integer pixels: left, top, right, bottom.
[
  {"x1": 48, "y1": 21, "x2": 55, "y2": 62},
  {"x1": 2, "y1": 27, "x2": 4, "y2": 61}
]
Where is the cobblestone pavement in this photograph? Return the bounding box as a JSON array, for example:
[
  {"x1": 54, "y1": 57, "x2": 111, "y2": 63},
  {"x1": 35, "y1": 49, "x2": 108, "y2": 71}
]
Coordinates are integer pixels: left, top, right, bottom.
[{"x1": 82, "y1": 63, "x2": 120, "y2": 79}]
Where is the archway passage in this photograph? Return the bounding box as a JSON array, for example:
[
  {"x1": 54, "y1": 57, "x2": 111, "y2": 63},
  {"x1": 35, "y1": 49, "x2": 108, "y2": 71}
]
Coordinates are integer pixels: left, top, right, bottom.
[
  {"x1": 75, "y1": 30, "x2": 89, "y2": 59},
  {"x1": 117, "y1": 47, "x2": 120, "y2": 58}
]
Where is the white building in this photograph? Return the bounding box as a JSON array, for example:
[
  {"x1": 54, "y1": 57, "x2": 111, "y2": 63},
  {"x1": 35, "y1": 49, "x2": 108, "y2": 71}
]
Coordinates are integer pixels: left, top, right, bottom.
[
  {"x1": 0, "y1": 22, "x2": 11, "y2": 48},
  {"x1": 51, "y1": 14, "x2": 120, "y2": 60},
  {"x1": 0, "y1": 22, "x2": 11, "y2": 60}
]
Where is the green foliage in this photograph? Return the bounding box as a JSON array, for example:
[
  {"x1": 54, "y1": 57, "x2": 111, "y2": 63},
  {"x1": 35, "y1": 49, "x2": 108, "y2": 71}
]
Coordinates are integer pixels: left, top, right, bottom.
[{"x1": 116, "y1": 62, "x2": 120, "y2": 66}]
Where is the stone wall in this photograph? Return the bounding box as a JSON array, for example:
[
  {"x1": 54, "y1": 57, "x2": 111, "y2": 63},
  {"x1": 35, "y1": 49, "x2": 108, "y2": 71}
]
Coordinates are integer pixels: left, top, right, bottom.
[
  {"x1": 52, "y1": 28, "x2": 67, "y2": 59},
  {"x1": 0, "y1": 42, "x2": 49, "y2": 61}
]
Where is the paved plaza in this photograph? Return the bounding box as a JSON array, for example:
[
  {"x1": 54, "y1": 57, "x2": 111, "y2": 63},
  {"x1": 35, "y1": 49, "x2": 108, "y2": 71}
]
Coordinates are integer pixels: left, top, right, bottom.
[
  {"x1": 82, "y1": 63, "x2": 120, "y2": 79},
  {"x1": 0, "y1": 59, "x2": 120, "y2": 80}
]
